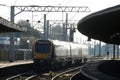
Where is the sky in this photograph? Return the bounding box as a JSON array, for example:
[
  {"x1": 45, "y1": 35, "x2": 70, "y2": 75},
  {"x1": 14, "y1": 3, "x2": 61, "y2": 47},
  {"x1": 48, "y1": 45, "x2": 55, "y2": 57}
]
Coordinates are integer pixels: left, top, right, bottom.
[
  {"x1": 0, "y1": 0, "x2": 120, "y2": 43},
  {"x1": 0, "y1": 0, "x2": 120, "y2": 22}
]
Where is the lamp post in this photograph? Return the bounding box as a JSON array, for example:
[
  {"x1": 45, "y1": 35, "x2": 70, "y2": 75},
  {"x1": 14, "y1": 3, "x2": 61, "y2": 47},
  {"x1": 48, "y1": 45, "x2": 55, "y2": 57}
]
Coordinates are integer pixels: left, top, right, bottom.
[
  {"x1": 27, "y1": 40, "x2": 30, "y2": 60},
  {"x1": 15, "y1": 38, "x2": 20, "y2": 61},
  {"x1": 27, "y1": 40, "x2": 30, "y2": 49},
  {"x1": 17, "y1": 38, "x2": 20, "y2": 52}
]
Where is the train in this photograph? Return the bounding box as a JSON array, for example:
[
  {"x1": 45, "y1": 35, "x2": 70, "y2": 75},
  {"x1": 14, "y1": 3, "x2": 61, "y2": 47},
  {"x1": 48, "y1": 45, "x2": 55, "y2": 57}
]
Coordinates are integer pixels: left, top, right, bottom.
[{"x1": 32, "y1": 39, "x2": 88, "y2": 70}]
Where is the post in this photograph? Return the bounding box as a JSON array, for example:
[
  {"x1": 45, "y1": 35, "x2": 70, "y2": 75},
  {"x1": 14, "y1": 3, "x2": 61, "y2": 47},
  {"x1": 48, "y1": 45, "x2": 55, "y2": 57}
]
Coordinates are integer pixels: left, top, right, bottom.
[
  {"x1": 26, "y1": 40, "x2": 30, "y2": 60},
  {"x1": 49, "y1": 24, "x2": 51, "y2": 39},
  {"x1": 32, "y1": 11, "x2": 33, "y2": 27},
  {"x1": 117, "y1": 45, "x2": 119, "y2": 59},
  {"x1": 9, "y1": 6, "x2": 15, "y2": 62},
  {"x1": 113, "y1": 44, "x2": 115, "y2": 59},
  {"x1": 63, "y1": 23, "x2": 66, "y2": 41},
  {"x1": 105, "y1": 43, "x2": 109, "y2": 59},
  {"x1": 107, "y1": 51, "x2": 109, "y2": 60},
  {"x1": 47, "y1": 20, "x2": 49, "y2": 39},
  {"x1": 44, "y1": 14, "x2": 47, "y2": 40},
  {"x1": 65, "y1": 13, "x2": 68, "y2": 41},
  {"x1": 99, "y1": 41, "x2": 101, "y2": 57},
  {"x1": 94, "y1": 41, "x2": 96, "y2": 57},
  {"x1": 70, "y1": 45, "x2": 72, "y2": 59},
  {"x1": 17, "y1": 38, "x2": 20, "y2": 60},
  {"x1": 69, "y1": 24, "x2": 75, "y2": 42},
  {"x1": 10, "y1": 6, "x2": 15, "y2": 23}
]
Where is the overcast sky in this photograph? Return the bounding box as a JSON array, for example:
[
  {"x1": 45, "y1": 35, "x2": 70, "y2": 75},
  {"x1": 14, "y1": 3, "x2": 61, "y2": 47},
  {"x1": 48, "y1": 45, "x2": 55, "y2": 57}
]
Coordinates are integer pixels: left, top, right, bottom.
[
  {"x1": 0, "y1": 0, "x2": 120, "y2": 43},
  {"x1": 0, "y1": 0, "x2": 120, "y2": 20}
]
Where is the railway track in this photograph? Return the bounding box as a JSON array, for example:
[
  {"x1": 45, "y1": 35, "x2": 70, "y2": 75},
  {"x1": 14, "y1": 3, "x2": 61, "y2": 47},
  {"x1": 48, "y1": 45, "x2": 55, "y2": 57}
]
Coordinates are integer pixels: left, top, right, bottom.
[
  {"x1": 6, "y1": 71, "x2": 37, "y2": 80},
  {"x1": 6, "y1": 66, "x2": 81, "y2": 80},
  {"x1": 51, "y1": 66, "x2": 80, "y2": 80},
  {"x1": 29, "y1": 66, "x2": 81, "y2": 80}
]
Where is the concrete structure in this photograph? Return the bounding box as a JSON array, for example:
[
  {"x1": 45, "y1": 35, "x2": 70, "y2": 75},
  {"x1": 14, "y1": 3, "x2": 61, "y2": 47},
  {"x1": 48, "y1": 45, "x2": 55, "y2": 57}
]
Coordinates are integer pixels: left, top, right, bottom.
[
  {"x1": 77, "y1": 4, "x2": 120, "y2": 45},
  {"x1": 0, "y1": 17, "x2": 27, "y2": 32}
]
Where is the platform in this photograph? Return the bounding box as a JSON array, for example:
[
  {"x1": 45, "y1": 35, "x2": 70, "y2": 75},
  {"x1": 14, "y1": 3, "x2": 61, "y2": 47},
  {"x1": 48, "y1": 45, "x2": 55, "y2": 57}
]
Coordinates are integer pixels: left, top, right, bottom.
[
  {"x1": 80, "y1": 60, "x2": 120, "y2": 80},
  {"x1": 0, "y1": 60, "x2": 33, "y2": 68}
]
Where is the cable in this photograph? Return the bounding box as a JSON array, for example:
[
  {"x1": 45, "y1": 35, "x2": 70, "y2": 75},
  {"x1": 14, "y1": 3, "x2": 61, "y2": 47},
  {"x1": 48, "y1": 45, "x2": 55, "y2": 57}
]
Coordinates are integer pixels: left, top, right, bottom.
[
  {"x1": 59, "y1": 0, "x2": 67, "y2": 5},
  {"x1": 14, "y1": 0, "x2": 18, "y2": 5},
  {"x1": 38, "y1": 0, "x2": 73, "y2": 22},
  {"x1": 63, "y1": 0, "x2": 72, "y2": 5},
  {"x1": 69, "y1": 12, "x2": 79, "y2": 24}
]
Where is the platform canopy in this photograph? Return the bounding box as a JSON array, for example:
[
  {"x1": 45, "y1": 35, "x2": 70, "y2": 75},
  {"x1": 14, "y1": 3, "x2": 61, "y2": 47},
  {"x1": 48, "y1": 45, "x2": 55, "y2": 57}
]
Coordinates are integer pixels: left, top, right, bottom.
[
  {"x1": 77, "y1": 4, "x2": 120, "y2": 45},
  {"x1": 0, "y1": 17, "x2": 27, "y2": 33}
]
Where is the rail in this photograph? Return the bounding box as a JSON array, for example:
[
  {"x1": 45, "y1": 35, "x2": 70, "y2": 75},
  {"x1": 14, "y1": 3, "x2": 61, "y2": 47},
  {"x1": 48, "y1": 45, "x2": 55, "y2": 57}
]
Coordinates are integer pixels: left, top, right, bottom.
[
  {"x1": 6, "y1": 71, "x2": 36, "y2": 80},
  {"x1": 51, "y1": 66, "x2": 80, "y2": 80}
]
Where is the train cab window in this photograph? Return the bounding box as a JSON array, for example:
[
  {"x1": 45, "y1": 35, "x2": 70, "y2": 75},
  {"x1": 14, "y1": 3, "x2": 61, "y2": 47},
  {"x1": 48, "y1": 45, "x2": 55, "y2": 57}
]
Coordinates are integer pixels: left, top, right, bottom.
[{"x1": 35, "y1": 43, "x2": 51, "y2": 53}]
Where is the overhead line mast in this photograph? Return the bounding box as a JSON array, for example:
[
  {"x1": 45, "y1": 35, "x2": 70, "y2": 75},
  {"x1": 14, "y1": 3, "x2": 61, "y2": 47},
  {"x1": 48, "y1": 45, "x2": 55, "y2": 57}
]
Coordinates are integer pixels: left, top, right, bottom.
[
  {"x1": 14, "y1": 5, "x2": 90, "y2": 13},
  {"x1": 10, "y1": 5, "x2": 90, "y2": 39}
]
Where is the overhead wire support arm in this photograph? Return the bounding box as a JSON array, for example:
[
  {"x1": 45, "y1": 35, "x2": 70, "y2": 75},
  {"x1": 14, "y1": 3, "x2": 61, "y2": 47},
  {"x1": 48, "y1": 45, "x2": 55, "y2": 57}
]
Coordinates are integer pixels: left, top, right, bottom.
[{"x1": 13, "y1": 5, "x2": 90, "y2": 13}]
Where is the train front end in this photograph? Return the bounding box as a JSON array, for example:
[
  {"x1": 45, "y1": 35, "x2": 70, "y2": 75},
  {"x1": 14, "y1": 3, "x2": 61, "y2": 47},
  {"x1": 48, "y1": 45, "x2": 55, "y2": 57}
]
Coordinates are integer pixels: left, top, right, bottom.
[{"x1": 33, "y1": 40, "x2": 54, "y2": 70}]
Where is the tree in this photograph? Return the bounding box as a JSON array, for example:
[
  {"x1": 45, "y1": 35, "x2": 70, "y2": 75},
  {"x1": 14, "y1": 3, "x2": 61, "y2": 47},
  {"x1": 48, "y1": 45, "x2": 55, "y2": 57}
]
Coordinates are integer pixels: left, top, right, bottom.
[
  {"x1": 50, "y1": 24, "x2": 63, "y2": 40},
  {"x1": 17, "y1": 20, "x2": 31, "y2": 28},
  {"x1": 16, "y1": 20, "x2": 42, "y2": 38}
]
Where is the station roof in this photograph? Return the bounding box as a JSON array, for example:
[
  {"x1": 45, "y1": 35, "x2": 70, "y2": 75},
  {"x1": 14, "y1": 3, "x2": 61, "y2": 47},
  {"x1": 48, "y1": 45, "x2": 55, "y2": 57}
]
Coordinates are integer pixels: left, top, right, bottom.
[
  {"x1": 0, "y1": 17, "x2": 27, "y2": 33},
  {"x1": 77, "y1": 4, "x2": 120, "y2": 45}
]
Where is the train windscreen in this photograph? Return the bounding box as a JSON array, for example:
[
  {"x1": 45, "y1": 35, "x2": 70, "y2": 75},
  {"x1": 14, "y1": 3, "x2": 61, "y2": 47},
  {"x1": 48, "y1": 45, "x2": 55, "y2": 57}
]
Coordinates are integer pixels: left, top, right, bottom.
[{"x1": 35, "y1": 42, "x2": 51, "y2": 53}]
